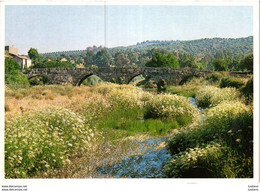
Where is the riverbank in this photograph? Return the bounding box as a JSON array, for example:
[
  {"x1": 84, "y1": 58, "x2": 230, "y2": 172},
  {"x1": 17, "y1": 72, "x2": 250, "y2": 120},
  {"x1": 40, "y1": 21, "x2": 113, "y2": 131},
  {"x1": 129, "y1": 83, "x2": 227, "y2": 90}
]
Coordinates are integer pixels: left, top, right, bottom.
[{"x1": 5, "y1": 74, "x2": 253, "y2": 178}]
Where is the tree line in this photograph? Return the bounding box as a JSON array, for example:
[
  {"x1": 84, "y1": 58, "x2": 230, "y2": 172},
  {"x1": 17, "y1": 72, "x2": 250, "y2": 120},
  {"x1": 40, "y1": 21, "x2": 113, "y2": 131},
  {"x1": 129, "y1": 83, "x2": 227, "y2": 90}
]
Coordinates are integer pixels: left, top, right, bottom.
[{"x1": 28, "y1": 46, "x2": 253, "y2": 72}]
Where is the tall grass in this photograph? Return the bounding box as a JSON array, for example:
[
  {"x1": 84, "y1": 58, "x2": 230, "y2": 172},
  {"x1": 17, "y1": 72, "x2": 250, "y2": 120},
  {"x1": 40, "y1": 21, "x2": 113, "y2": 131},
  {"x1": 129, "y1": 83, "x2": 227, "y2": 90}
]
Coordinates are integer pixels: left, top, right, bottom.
[
  {"x1": 165, "y1": 101, "x2": 253, "y2": 178},
  {"x1": 144, "y1": 94, "x2": 197, "y2": 123},
  {"x1": 195, "y1": 86, "x2": 240, "y2": 107},
  {"x1": 5, "y1": 83, "x2": 198, "y2": 177},
  {"x1": 5, "y1": 107, "x2": 96, "y2": 178}
]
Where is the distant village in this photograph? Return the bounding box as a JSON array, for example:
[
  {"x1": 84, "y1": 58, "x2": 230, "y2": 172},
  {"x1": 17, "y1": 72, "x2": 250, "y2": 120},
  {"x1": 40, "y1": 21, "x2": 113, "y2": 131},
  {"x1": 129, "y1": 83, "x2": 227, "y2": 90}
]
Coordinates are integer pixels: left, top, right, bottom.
[{"x1": 5, "y1": 45, "x2": 32, "y2": 68}]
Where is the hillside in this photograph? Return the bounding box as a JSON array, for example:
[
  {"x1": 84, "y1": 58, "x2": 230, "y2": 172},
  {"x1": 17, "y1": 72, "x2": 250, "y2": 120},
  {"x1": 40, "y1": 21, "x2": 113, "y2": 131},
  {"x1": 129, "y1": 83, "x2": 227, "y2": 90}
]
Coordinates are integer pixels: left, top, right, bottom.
[{"x1": 41, "y1": 36, "x2": 253, "y2": 59}]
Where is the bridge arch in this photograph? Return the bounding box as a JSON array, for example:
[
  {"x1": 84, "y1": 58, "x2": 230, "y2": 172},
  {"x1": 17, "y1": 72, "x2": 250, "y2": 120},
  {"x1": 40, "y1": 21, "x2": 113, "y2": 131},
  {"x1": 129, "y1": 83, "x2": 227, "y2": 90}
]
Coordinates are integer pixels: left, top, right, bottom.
[
  {"x1": 28, "y1": 75, "x2": 49, "y2": 85},
  {"x1": 127, "y1": 73, "x2": 147, "y2": 84},
  {"x1": 179, "y1": 74, "x2": 201, "y2": 85},
  {"x1": 76, "y1": 73, "x2": 104, "y2": 86}
]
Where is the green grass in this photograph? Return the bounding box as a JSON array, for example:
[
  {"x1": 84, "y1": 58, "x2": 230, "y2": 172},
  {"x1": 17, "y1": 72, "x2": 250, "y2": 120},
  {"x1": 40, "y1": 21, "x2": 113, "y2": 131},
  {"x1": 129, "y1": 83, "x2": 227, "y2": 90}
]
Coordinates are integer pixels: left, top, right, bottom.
[
  {"x1": 97, "y1": 106, "x2": 188, "y2": 136},
  {"x1": 167, "y1": 86, "x2": 197, "y2": 97}
]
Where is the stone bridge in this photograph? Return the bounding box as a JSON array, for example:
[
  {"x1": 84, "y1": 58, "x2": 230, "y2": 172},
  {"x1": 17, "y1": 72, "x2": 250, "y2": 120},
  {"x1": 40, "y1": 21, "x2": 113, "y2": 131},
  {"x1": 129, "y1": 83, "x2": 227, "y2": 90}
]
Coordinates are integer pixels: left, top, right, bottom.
[{"x1": 23, "y1": 67, "x2": 213, "y2": 86}]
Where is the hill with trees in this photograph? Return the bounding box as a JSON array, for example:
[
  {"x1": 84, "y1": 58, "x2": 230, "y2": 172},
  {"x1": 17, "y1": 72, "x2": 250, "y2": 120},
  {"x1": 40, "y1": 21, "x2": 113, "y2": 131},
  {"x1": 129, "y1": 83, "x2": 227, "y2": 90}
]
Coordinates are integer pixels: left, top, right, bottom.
[{"x1": 37, "y1": 36, "x2": 253, "y2": 71}]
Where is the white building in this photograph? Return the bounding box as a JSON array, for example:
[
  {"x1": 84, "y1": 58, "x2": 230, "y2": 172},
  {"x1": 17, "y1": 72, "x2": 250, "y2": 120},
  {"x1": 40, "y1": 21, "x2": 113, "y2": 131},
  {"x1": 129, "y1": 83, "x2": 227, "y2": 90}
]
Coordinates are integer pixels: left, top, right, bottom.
[
  {"x1": 9, "y1": 53, "x2": 32, "y2": 68},
  {"x1": 5, "y1": 45, "x2": 32, "y2": 68}
]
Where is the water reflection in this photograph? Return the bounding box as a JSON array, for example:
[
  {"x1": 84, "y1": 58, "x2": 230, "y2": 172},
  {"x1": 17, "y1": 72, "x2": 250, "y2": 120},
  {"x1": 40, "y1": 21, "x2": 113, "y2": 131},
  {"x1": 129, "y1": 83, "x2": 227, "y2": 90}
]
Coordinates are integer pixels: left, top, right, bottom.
[{"x1": 94, "y1": 137, "x2": 171, "y2": 178}]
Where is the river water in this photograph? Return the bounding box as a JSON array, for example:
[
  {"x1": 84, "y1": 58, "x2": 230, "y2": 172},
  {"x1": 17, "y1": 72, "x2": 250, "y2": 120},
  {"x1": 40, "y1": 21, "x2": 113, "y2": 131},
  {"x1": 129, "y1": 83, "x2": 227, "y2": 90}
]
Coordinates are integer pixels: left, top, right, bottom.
[{"x1": 91, "y1": 97, "x2": 199, "y2": 178}]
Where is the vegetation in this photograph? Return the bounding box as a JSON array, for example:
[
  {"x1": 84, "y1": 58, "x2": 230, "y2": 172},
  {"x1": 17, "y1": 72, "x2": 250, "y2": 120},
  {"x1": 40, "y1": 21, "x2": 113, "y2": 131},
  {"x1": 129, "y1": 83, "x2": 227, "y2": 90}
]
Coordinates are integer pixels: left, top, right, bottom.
[
  {"x1": 165, "y1": 100, "x2": 253, "y2": 177},
  {"x1": 28, "y1": 48, "x2": 41, "y2": 64},
  {"x1": 240, "y1": 78, "x2": 253, "y2": 104},
  {"x1": 240, "y1": 53, "x2": 253, "y2": 72},
  {"x1": 5, "y1": 83, "x2": 197, "y2": 178},
  {"x1": 5, "y1": 107, "x2": 96, "y2": 178},
  {"x1": 5, "y1": 58, "x2": 30, "y2": 89},
  {"x1": 5, "y1": 36, "x2": 254, "y2": 178},
  {"x1": 144, "y1": 94, "x2": 196, "y2": 122},
  {"x1": 220, "y1": 77, "x2": 244, "y2": 89},
  {"x1": 39, "y1": 36, "x2": 253, "y2": 71},
  {"x1": 145, "y1": 52, "x2": 180, "y2": 68},
  {"x1": 32, "y1": 60, "x2": 74, "y2": 68},
  {"x1": 213, "y1": 58, "x2": 228, "y2": 71},
  {"x1": 5, "y1": 70, "x2": 253, "y2": 178},
  {"x1": 205, "y1": 72, "x2": 224, "y2": 83}
]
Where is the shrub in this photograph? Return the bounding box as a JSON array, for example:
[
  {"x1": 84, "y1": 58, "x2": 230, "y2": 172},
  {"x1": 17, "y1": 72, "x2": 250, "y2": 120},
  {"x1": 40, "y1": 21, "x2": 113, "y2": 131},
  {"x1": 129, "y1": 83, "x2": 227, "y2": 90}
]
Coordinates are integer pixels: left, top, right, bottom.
[
  {"x1": 29, "y1": 76, "x2": 44, "y2": 86},
  {"x1": 206, "y1": 101, "x2": 253, "y2": 154},
  {"x1": 164, "y1": 142, "x2": 226, "y2": 178},
  {"x1": 167, "y1": 101, "x2": 253, "y2": 155},
  {"x1": 92, "y1": 83, "x2": 144, "y2": 110},
  {"x1": 76, "y1": 93, "x2": 112, "y2": 123},
  {"x1": 164, "y1": 142, "x2": 253, "y2": 178},
  {"x1": 5, "y1": 107, "x2": 96, "y2": 178},
  {"x1": 240, "y1": 78, "x2": 253, "y2": 104},
  {"x1": 5, "y1": 57, "x2": 21, "y2": 73},
  {"x1": 220, "y1": 77, "x2": 244, "y2": 89},
  {"x1": 144, "y1": 94, "x2": 197, "y2": 124},
  {"x1": 5, "y1": 58, "x2": 30, "y2": 89},
  {"x1": 32, "y1": 60, "x2": 73, "y2": 68},
  {"x1": 205, "y1": 72, "x2": 224, "y2": 82},
  {"x1": 213, "y1": 59, "x2": 228, "y2": 71},
  {"x1": 5, "y1": 71, "x2": 30, "y2": 89},
  {"x1": 239, "y1": 53, "x2": 253, "y2": 72},
  {"x1": 195, "y1": 86, "x2": 240, "y2": 107},
  {"x1": 165, "y1": 101, "x2": 253, "y2": 178},
  {"x1": 145, "y1": 52, "x2": 180, "y2": 69}
]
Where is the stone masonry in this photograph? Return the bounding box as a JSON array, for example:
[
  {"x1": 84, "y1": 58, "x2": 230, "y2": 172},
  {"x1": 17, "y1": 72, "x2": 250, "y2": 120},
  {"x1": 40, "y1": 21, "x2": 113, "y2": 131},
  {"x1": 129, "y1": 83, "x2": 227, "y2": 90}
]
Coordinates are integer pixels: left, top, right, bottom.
[{"x1": 23, "y1": 67, "x2": 214, "y2": 86}]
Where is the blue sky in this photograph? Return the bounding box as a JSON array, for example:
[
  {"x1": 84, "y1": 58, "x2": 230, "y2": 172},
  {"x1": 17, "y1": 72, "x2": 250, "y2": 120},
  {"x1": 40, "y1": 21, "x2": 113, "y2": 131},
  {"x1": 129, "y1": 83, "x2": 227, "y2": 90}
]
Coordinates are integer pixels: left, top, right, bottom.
[{"x1": 5, "y1": 5, "x2": 253, "y2": 54}]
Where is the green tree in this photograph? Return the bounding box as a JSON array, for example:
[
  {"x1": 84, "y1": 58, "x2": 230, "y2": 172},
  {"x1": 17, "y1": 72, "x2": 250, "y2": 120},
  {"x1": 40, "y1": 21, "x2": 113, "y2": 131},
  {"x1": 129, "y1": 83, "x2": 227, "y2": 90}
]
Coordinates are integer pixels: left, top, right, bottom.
[
  {"x1": 240, "y1": 53, "x2": 253, "y2": 71},
  {"x1": 114, "y1": 51, "x2": 130, "y2": 67},
  {"x1": 84, "y1": 50, "x2": 95, "y2": 66},
  {"x1": 127, "y1": 51, "x2": 139, "y2": 65},
  {"x1": 28, "y1": 48, "x2": 41, "y2": 64},
  {"x1": 5, "y1": 58, "x2": 29, "y2": 88},
  {"x1": 212, "y1": 59, "x2": 228, "y2": 71},
  {"x1": 32, "y1": 60, "x2": 73, "y2": 68},
  {"x1": 5, "y1": 57, "x2": 21, "y2": 73},
  {"x1": 94, "y1": 48, "x2": 112, "y2": 67},
  {"x1": 179, "y1": 53, "x2": 198, "y2": 69},
  {"x1": 145, "y1": 52, "x2": 180, "y2": 68}
]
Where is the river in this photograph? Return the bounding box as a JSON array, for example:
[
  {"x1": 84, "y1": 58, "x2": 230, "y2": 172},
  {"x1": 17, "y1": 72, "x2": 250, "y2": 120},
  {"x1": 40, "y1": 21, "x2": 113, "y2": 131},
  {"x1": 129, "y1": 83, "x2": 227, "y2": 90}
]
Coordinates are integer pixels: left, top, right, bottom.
[{"x1": 91, "y1": 97, "x2": 199, "y2": 178}]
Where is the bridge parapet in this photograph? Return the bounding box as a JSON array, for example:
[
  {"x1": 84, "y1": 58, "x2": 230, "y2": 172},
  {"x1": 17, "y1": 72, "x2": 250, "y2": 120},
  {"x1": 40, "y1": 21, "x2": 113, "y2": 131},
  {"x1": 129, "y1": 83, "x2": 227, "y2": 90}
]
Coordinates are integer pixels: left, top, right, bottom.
[{"x1": 23, "y1": 67, "x2": 214, "y2": 86}]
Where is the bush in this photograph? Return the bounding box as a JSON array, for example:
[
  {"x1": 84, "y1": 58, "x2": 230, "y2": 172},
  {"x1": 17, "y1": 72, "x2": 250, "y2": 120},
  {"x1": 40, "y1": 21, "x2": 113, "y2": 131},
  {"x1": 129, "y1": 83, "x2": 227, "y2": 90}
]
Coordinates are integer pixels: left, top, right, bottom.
[
  {"x1": 5, "y1": 57, "x2": 21, "y2": 73},
  {"x1": 195, "y1": 86, "x2": 240, "y2": 107},
  {"x1": 144, "y1": 94, "x2": 198, "y2": 123},
  {"x1": 167, "y1": 101, "x2": 253, "y2": 155},
  {"x1": 29, "y1": 76, "x2": 44, "y2": 86},
  {"x1": 32, "y1": 60, "x2": 73, "y2": 68},
  {"x1": 5, "y1": 71, "x2": 30, "y2": 89},
  {"x1": 220, "y1": 77, "x2": 244, "y2": 89},
  {"x1": 240, "y1": 78, "x2": 253, "y2": 104},
  {"x1": 205, "y1": 72, "x2": 224, "y2": 82},
  {"x1": 92, "y1": 83, "x2": 144, "y2": 110},
  {"x1": 206, "y1": 101, "x2": 253, "y2": 154},
  {"x1": 145, "y1": 52, "x2": 180, "y2": 68},
  {"x1": 239, "y1": 53, "x2": 253, "y2": 71},
  {"x1": 5, "y1": 107, "x2": 96, "y2": 178},
  {"x1": 164, "y1": 142, "x2": 226, "y2": 178},
  {"x1": 164, "y1": 142, "x2": 253, "y2": 178},
  {"x1": 213, "y1": 59, "x2": 228, "y2": 71},
  {"x1": 165, "y1": 101, "x2": 253, "y2": 177},
  {"x1": 5, "y1": 58, "x2": 30, "y2": 89}
]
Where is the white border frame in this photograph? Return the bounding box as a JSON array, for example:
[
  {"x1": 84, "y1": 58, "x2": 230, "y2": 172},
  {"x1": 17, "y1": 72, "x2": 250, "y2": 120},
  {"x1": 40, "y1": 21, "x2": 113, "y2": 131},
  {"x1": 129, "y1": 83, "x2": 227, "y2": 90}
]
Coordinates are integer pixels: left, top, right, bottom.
[{"x1": 0, "y1": 1, "x2": 259, "y2": 190}]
